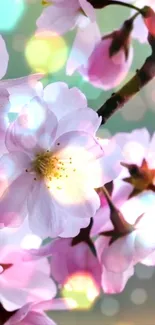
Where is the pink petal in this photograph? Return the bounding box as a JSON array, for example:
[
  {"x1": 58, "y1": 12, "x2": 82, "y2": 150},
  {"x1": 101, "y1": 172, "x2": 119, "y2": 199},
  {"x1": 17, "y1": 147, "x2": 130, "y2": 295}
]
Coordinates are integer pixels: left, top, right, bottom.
[
  {"x1": 0, "y1": 35, "x2": 9, "y2": 79},
  {"x1": 34, "y1": 298, "x2": 71, "y2": 311},
  {"x1": 59, "y1": 216, "x2": 90, "y2": 238},
  {"x1": 87, "y1": 137, "x2": 123, "y2": 189},
  {"x1": 0, "y1": 73, "x2": 44, "y2": 113},
  {"x1": 25, "y1": 311, "x2": 56, "y2": 325},
  {"x1": 6, "y1": 97, "x2": 58, "y2": 154},
  {"x1": 53, "y1": 130, "x2": 103, "y2": 162},
  {"x1": 0, "y1": 114, "x2": 9, "y2": 155},
  {"x1": 28, "y1": 180, "x2": 99, "y2": 238},
  {"x1": 0, "y1": 172, "x2": 33, "y2": 227},
  {"x1": 50, "y1": 239, "x2": 101, "y2": 287},
  {"x1": 0, "y1": 88, "x2": 10, "y2": 114},
  {"x1": 114, "y1": 128, "x2": 150, "y2": 166},
  {"x1": 28, "y1": 181, "x2": 66, "y2": 238},
  {"x1": 132, "y1": 15, "x2": 148, "y2": 43},
  {"x1": 79, "y1": 0, "x2": 96, "y2": 21},
  {"x1": 56, "y1": 108, "x2": 101, "y2": 138},
  {"x1": 44, "y1": 83, "x2": 87, "y2": 120},
  {"x1": 141, "y1": 251, "x2": 155, "y2": 266},
  {"x1": 36, "y1": 5, "x2": 77, "y2": 35},
  {"x1": 101, "y1": 232, "x2": 136, "y2": 273},
  {"x1": 101, "y1": 265, "x2": 134, "y2": 294},
  {"x1": 79, "y1": 37, "x2": 133, "y2": 90},
  {"x1": 1, "y1": 255, "x2": 56, "y2": 311},
  {"x1": 0, "y1": 152, "x2": 31, "y2": 197},
  {"x1": 67, "y1": 22, "x2": 101, "y2": 75}
]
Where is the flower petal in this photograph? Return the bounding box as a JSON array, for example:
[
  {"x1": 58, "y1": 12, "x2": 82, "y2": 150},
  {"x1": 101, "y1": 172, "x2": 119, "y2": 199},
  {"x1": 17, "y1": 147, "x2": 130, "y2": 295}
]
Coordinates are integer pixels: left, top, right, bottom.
[
  {"x1": 101, "y1": 232, "x2": 136, "y2": 273},
  {"x1": 0, "y1": 152, "x2": 31, "y2": 197},
  {"x1": 66, "y1": 21, "x2": 101, "y2": 75},
  {"x1": 0, "y1": 74, "x2": 44, "y2": 113},
  {"x1": 101, "y1": 265, "x2": 134, "y2": 294},
  {"x1": 36, "y1": 5, "x2": 77, "y2": 35},
  {"x1": 6, "y1": 97, "x2": 58, "y2": 154},
  {"x1": 44, "y1": 83, "x2": 87, "y2": 120},
  {"x1": 0, "y1": 172, "x2": 33, "y2": 227},
  {"x1": 0, "y1": 35, "x2": 9, "y2": 79},
  {"x1": 28, "y1": 180, "x2": 100, "y2": 238},
  {"x1": 56, "y1": 108, "x2": 101, "y2": 138}
]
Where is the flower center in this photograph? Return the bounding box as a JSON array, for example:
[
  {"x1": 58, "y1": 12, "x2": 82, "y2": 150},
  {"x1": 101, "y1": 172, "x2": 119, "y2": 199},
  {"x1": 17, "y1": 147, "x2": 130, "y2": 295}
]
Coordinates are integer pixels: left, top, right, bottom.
[
  {"x1": 31, "y1": 150, "x2": 76, "y2": 189},
  {"x1": 121, "y1": 158, "x2": 155, "y2": 197}
]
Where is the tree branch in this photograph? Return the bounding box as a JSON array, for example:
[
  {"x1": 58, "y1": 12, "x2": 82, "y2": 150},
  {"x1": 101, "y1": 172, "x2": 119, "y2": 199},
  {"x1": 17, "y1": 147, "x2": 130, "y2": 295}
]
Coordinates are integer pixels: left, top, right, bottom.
[{"x1": 97, "y1": 33, "x2": 155, "y2": 124}]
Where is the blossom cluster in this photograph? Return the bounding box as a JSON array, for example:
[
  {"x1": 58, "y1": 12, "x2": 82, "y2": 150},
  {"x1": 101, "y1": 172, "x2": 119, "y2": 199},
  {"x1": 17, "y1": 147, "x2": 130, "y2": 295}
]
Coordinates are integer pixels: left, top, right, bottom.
[{"x1": 0, "y1": 0, "x2": 155, "y2": 324}]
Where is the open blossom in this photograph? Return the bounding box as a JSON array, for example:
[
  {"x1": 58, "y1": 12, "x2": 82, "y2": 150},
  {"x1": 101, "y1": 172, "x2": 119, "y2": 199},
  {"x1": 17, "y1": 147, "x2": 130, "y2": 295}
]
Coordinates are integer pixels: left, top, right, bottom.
[
  {"x1": 78, "y1": 20, "x2": 133, "y2": 90},
  {"x1": 36, "y1": 0, "x2": 101, "y2": 75},
  {"x1": 0, "y1": 82, "x2": 122, "y2": 239},
  {"x1": 0, "y1": 234, "x2": 56, "y2": 312}
]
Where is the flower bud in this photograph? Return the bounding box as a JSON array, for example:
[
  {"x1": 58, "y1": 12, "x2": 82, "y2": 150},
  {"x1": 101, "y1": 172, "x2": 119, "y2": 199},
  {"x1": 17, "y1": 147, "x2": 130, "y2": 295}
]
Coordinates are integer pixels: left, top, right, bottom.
[{"x1": 79, "y1": 19, "x2": 133, "y2": 90}]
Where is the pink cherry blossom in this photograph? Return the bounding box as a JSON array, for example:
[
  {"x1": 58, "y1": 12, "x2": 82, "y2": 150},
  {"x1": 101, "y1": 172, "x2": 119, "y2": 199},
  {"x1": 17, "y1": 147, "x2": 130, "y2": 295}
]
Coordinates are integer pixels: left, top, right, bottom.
[
  {"x1": 93, "y1": 187, "x2": 155, "y2": 274},
  {"x1": 49, "y1": 238, "x2": 101, "y2": 288},
  {"x1": 78, "y1": 21, "x2": 133, "y2": 90},
  {"x1": 0, "y1": 83, "x2": 122, "y2": 238},
  {"x1": 0, "y1": 241, "x2": 56, "y2": 311},
  {"x1": 36, "y1": 0, "x2": 101, "y2": 74}
]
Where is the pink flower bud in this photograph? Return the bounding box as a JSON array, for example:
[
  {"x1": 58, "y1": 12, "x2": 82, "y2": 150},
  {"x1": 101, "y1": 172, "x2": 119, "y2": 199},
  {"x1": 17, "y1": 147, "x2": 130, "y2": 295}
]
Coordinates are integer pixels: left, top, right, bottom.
[
  {"x1": 143, "y1": 6, "x2": 155, "y2": 37},
  {"x1": 79, "y1": 20, "x2": 133, "y2": 90}
]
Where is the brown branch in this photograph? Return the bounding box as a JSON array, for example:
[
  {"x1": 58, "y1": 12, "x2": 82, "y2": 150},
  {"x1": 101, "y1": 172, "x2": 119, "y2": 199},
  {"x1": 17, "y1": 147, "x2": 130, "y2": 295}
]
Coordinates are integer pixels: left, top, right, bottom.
[{"x1": 97, "y1": 33, "x2": 155, "y2": 124}]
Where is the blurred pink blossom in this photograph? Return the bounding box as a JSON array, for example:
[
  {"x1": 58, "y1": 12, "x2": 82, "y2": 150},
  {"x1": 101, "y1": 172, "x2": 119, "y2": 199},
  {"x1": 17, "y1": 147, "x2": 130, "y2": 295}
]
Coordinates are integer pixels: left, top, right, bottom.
[{"x1": 78, "y1": 21, "x2": 133, "y2": 90}]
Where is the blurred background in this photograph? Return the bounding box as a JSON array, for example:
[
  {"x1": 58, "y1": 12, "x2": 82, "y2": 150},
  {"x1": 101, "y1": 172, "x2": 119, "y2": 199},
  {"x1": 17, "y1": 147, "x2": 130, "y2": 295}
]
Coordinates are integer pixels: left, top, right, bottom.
[{"x1": 2, "y1": 0, "x2": 155, "y2": 324}]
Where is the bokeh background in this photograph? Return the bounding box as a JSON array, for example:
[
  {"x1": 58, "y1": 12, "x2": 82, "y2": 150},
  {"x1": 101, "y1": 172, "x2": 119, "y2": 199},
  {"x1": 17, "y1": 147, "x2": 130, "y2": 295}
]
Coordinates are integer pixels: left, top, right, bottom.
[{"x1": 2, "y1": 0, "x2": 155, "y2": 324}]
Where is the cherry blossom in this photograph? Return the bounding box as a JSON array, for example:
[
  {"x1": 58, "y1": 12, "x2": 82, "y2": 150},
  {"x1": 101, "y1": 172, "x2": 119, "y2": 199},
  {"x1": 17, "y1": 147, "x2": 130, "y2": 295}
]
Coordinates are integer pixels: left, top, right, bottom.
[
  {"x1": 0, "y1": 235, "x2": 56, "y2": 312},
  {"x1": 93, "y1": 185, "x2": 155, "y2": 275},
  {"x1": 0, "y1": 83, "x2": 122, "y2": 238},
  {"x1": 36, "y1": 0, "x2": 101, "y2": 75},
  {"x1": 78, "y1": 20, "x2": 133, "y2": 90},
  {"x1": 20, "y1": 237, "x2": 101, "y2": 308}
]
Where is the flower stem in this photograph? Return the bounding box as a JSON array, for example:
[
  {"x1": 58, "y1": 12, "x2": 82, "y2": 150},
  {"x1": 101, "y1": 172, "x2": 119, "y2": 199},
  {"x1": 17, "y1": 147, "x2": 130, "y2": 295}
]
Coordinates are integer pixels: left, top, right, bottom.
[
  {"x1": 101, "y1": 186, "x2": 133, "y2": 234},
  {"x1": 108, "y1": 0, "x2": 143, "y2": 14}
]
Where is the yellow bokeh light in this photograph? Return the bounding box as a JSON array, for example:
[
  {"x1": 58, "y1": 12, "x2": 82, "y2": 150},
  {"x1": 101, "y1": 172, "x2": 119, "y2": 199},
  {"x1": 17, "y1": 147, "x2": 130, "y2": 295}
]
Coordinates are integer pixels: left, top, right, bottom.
[
  {"x1": 25, "y1": 31, "x2": 68, "y2": 74},
  {"x1": 62, "y1": 272, "x2": 100, "y2": 310}
]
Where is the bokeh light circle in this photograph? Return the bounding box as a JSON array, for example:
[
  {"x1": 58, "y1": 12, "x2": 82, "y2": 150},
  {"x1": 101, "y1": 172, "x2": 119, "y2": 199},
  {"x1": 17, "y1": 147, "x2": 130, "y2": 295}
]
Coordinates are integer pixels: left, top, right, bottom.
[
  {"x1": 100, "y1": 297, "x2": 120, "y2": 317},
  {"x1": 61, "y1": 272, "x2": 100, "y2": 310},
  {"x1": 130, "y1": 288, "x2": 148, "y2": 305},
  {"x1": 0, "y1": 0, "x2": 25, "y2": 31},
  {"x1": 25, "y1": 31, "x2": 68, "y2": 74}
]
